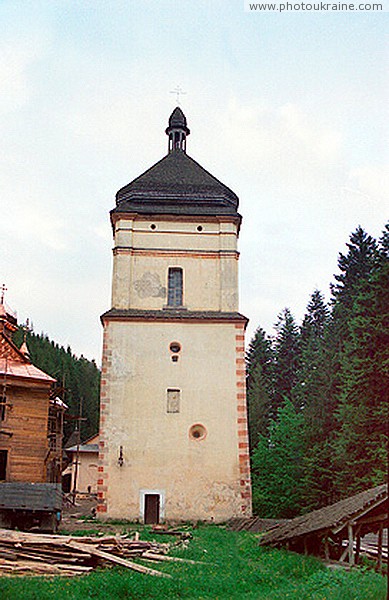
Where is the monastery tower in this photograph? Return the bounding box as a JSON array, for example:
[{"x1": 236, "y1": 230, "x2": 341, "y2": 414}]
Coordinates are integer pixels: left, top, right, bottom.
[{"x1": 98, "y1": 108, "x2": 252, "y2": 523}]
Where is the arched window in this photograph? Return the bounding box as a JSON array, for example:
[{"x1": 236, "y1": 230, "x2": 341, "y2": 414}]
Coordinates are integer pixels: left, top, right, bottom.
[{"x1": 167, "y1": 268, "x2": 183, "y2": 306}]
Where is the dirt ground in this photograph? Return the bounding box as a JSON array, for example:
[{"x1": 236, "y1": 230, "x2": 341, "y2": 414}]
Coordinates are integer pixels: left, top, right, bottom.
[{"x1": 59, "y1": 495, "x2": 125, "y2": 534}]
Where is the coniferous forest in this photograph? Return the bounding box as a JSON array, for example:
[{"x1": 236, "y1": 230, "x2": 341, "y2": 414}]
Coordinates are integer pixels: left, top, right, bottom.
[
  {"x1": 248, "y1": 223, "x2": 389, "y2": 518},
  {"x1": 12, "y1": 328, "x2": 100, "y2": 443}
]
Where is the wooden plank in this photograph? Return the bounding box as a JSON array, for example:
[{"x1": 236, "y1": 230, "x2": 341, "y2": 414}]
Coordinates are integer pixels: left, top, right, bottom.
[
  {"x1": 67, "y1": 540, "x2": 171, "y2": 578},
  {"x1": 141, "y1": 551, "x2": 207, "y2": 565}
]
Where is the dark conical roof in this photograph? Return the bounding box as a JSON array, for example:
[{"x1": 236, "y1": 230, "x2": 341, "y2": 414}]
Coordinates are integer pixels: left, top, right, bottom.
[
  {"x1": 113, "y1": 109, "x2": 240, "y2": 218},
  {"x1": 168, "y1": 106, "x2": 188, "y2": 129},
  {"x1": 114, "y1": 150, "x2": 239, "y2": 217}
]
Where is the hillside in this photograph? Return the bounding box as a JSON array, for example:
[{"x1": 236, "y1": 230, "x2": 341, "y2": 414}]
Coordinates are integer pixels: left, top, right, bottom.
[{"x1": 13, "y1": 327, "x2": 100, "y2": 442}]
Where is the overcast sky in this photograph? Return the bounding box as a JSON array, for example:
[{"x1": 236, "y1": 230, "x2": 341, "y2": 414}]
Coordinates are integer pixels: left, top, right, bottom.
[{"x1": 1, "y1": 1, "x2": 387, "y2": 362}]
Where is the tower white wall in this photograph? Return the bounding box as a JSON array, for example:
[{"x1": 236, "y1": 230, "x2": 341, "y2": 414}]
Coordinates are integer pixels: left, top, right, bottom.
[{"x1": 98, "y1": 214, "x2": 251, "y2": 522}]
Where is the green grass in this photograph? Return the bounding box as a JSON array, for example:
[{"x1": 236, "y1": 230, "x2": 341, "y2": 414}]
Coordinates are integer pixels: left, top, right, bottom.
[{"x1": 0, "y1": 525, "x2": 385, "y2": 599}]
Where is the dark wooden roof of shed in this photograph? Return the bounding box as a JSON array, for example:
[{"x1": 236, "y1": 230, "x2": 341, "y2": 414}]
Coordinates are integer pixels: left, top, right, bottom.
[
  {"x1": 259, "y1": 484, "x2": 388, "y2": 546},
  {"x1": 229, "y1": 517, "x2": 289, "y2": 534}
]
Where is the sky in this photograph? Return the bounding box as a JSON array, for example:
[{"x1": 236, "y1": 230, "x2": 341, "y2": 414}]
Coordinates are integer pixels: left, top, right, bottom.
[{"x1": 1, "y1": 0, "x2": 388, "y2": 363}]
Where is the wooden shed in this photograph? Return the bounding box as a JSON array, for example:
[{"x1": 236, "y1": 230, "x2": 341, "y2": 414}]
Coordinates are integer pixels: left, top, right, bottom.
[{"x1": 258, "y1": 485, "x2": 388, "y2": 570}]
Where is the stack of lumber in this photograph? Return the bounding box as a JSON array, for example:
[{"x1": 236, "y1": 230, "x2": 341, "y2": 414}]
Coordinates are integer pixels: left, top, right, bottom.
[{"x1": 0, "y1": 528, "x2": 186, "y2": 577}]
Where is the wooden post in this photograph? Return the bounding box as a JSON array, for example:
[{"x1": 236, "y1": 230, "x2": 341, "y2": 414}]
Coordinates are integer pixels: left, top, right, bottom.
[
  {"x1": 324, "y1": 535, "x2": 330, "y2": 561},
  {"x1": 71, "y1": 397, "x2": 83, "y2": 504},
  {"x1": 303, "y1": 537, "x2": 308, "y2": 555},
  {"x1": 376, "y1": 523, "x2": 383, "y2": 572},
  {"x1": 348, "y1": 523, "x2": 354, "y2": 566},
  {"x1": 354, "y1": 526, "x2": 361, "y2": 565}
]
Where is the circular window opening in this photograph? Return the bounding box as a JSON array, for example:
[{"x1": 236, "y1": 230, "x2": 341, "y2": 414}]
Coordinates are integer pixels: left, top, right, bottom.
[
  {"x1": 197, "y1": 225, "x2": 203, "y2": 232},
  {"x1": 169, "y1": 342, "x2": 181, "y2": 353},
  {"x1": 150, "y1": 224, "x2": 157, "y2": 230},
  {"x1": 171, "y1": 355, "x2": 179, "y2": 362},
  {"x1": 189, "y1": 424, "x2": 207, "y2": 441}
]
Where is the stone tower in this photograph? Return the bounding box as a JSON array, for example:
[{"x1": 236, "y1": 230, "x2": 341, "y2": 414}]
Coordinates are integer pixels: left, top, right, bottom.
[{"x1": 98, "y1": 108, "x2": 252, "y2": 523}]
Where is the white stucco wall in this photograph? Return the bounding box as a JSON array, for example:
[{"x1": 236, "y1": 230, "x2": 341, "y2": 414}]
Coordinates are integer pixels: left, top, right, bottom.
[
  {"x1": 101, "y1": 320, "x2": 243, "y2": 521},
  {"x1": 111, "y1": 216, "x2": 239, "y2": 312},
  {"x1": 98, "y1": 213, "x2": 251, "y2": 522}
]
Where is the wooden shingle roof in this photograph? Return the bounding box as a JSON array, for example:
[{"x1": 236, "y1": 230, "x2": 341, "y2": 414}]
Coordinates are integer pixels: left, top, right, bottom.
[
  {"x1": 114, "y1": 149, "x2": 240, "y2": 217},
  {"x1": 259, "y1": 484, "x2": 388, "y2": 546}
]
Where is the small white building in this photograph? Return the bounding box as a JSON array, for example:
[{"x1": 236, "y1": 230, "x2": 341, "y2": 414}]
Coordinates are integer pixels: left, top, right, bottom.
[
  {"x1": 63, "y1": 434, "x2": 99, "y2": 495},
  {"x1": 98, "y1": 108, "x2": 252, "y2": 523}
]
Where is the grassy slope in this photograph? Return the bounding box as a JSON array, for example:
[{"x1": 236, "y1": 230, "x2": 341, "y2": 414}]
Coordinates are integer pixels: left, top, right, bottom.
[{"x1": 0, "y1": 526, "x2": 385, "y2": 600}]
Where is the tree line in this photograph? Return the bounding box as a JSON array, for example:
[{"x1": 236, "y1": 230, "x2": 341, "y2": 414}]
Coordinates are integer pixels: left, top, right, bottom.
[
  {"x1": 13, "y1": 328, "x2": 100, "y2": 443},
  {"x1": 247, "y1": 224, "x2": 388, "y2": 518}
]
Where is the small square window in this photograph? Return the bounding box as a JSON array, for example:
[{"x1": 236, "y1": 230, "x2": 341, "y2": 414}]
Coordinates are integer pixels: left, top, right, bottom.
[{"x1": 167, "y1": 389, "x2": 180, "y2": 413}]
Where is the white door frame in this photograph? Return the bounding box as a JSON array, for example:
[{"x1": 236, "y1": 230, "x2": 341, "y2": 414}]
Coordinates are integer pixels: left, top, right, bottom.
[{"x1": 139, "y1": 489, "x2": 165, "y2": 522}]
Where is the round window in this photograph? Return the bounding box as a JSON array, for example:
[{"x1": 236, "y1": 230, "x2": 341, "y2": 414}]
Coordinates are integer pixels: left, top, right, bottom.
[
  {"x1": 197, "y1": 225, "x2": 203, "y2": 232},
  {"x1": 169, "y1": 342, "x2": 181, "y2": 353},
  {"x1": 189, "y1": 424, "x2": 207, "y2": 441}
]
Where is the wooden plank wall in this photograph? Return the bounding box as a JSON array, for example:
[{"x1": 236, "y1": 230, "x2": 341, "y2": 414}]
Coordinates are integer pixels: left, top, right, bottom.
[{"x1": 0, "y1": 382, "x2": 50, "y2": 483}]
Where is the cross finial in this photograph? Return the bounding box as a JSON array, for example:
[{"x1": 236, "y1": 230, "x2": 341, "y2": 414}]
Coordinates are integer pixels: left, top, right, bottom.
[
  {"x1": 0, "y1": 284, "x2": 7, "y2": 304},
  {"x1": 23, "y1": 319, "x2": 30, "y2": 342},
  {"x1": 170, "y1": 85, "x2": 186, "y2": 105}
]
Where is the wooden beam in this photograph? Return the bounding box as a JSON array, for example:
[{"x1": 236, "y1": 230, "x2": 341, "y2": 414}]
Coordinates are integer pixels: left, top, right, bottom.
[
  {"x1": 331, "y1": 496, "x2": 388, "y2": 535},
  {"x1": 324, "y1": 535, "x2": 330, "y2": 561},
  {"x1": 355, "y1": 533, "x2": 361, "y2": 565},
  {"x1": 303, "y1": 537, "x2": 308, "y2": 555},
  {"x1": 348, "y1": 524, "x2": 354, "y2": 566},
  {"x1": 356, "y1": 513, "x2": 388, "y2": 526},
  {"x1": 339, "y1": 546, "x2": 348, "y2": 562},
  {"x1": 376, "y1": 523, "x2": 383, "y2": 572},
  {"x1": 67, "y1": 540, "x2": 171, "y2": 578}
]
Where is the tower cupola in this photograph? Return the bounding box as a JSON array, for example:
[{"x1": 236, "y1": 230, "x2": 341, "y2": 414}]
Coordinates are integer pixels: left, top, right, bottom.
[{"x1": 165, "y1": 107, "x2": 190, "y2": 153}]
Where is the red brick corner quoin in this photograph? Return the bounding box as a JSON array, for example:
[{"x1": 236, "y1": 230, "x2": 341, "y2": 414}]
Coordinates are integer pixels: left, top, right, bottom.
[
  {"x1": 235, "y1": 323, "x2": 252, "y2": 515},
  {"x1": 97, "y1": 323, "x2": 110, "y2": 514}
]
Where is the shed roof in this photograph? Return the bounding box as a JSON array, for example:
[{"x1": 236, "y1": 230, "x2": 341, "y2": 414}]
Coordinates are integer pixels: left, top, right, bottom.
[
  {"x1": 259, "y1": 484, "x2": 388, "y2": 546},
  {"x1": 66, "y1": 444, "x2": 99, "y2": 454}
]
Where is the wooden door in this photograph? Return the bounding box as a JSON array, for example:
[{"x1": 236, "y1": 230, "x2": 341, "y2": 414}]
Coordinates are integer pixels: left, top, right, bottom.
[
  {"x1": 0, "y1": 450, "x2": 7, "y2": 480},
  {"x1": 144, "y1": 494, "x2": 160, "y2": 524}
]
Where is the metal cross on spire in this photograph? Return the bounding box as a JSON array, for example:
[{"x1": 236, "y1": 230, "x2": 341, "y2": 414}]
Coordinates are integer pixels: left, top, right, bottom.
[
  {"x1": 170, "y1": 85, "x2": 186, "y2": 105},
  {"x1": 0, "y1": 284, "x2": 7, "y2": 304}
]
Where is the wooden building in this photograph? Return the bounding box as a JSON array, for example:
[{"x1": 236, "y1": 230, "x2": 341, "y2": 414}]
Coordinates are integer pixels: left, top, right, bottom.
[{"x1": 0, "y1": 297, "x2": 65, "y2": 484}]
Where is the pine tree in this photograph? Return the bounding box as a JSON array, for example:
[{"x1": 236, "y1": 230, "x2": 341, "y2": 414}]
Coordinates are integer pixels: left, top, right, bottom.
[
  {"x1": 273, "y1": 308, "x2": 300, "y2": 413},
  {"x1": 13, "y1": 328, "x2": 100, "y2": 441},
  {"x1": 251, "y1": 399, "x2": 306, "y2": 518},
  {"x1": 333, "y1": 224, "x2": 388, "y2": 496},
  {"x1": 297, "y1": 290, "x2": 331, "y2": 431},
  {"x1": 246, "y1": 327, "x2": 274, "y2": 449},
  {"x1": 331, "y1": 225, "x2": 378, "y2": 344}
]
